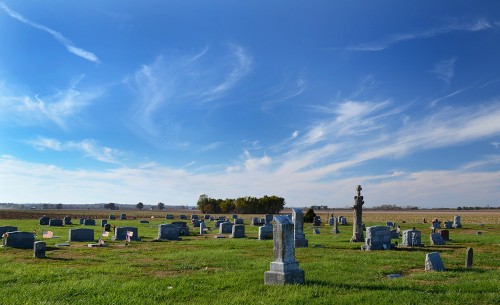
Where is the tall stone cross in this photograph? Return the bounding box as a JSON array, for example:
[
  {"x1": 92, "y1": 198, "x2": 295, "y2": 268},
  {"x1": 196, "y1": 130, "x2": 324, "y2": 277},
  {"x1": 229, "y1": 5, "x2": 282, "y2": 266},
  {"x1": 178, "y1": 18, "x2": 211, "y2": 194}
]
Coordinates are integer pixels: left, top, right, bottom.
[{"x1": 350, "y1": 185, "x2": 365, "y2": 242}]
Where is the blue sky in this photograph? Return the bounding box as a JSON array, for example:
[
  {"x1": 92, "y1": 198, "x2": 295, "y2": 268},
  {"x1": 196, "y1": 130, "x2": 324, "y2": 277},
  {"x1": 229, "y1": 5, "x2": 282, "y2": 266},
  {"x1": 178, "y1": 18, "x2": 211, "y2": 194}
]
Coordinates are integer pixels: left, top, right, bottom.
[{"x1": 1, "y1": 1, "x2": 499, "y2": 208}]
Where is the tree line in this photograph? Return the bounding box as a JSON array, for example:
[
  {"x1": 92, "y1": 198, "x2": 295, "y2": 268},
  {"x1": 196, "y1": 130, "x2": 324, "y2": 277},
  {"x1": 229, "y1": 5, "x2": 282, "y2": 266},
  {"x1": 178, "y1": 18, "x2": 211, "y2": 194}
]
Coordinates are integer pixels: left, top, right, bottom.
[{"x1": 197, "y1": 194, "x2": 285, "y2": 214}]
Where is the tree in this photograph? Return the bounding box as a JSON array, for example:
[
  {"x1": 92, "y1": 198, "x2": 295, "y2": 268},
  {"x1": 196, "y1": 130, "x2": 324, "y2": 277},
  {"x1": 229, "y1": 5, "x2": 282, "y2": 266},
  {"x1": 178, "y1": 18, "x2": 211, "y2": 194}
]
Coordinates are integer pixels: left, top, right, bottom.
[
  {"x1": 136, "y1": 202, "x2": 144, "y2": 210},
  {"x1": 157, "y1": 202, "x2": 165, "y2": 210},
  {"x1": 304, "y1": 208, "x2": 316, "y2": 223},
  {"x1": 56, "y1": 203, "x2": 63, "y2": 210},
  {"x1": 104, "y1": 203, "x2": 117, "y2": 210}
]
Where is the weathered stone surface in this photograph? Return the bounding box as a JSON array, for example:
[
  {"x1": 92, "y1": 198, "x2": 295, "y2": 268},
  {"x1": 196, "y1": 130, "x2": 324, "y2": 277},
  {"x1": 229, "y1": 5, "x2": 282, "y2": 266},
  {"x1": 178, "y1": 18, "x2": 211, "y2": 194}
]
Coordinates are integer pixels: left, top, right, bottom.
[
  {"x1": 251, "y1": 218, "x2": 264, "y2": 226},
  {"x1": 0, "y1": 226, "x2": 18, "y2": 236},
  {"x1": 158, "y1": 224, "x2": 180, "y2": 240},
  {"x1": 313, "y1": 216, "x2": 322, "y2": 227},
  {"x1": 69, "y1": 228, "x2": 95, "y2": 242},
  {"x1": 430, "y1": 233, "x2": 446, "y2": 245},
  {"x1": 179, "y1": 215, "x2": 187, "y2": 220},
  {"x1": 39, "y1": 216, "x2": 50, "y2": 226},
  {"x1": 401, "y1": 229, "x2": 423, "y2": 247},
  {"x1": 232, "y1": 214, "x2": 238, "y2": 219},
  {"x1": 48, "y1": 219, "x2": 63, "y2": 227},
  {"x1": 199, "y1": 221, "x2": 207, "y2": 235},
  {"x1": 466, "y1": 247, "x2": 473, "y2": 268},
  {"x1": 140, "y1": 220, "x2": 149, "y2": 224},
  {"x1": 108, "y1": 215, "x2": 115, "y2": 220},
  {"x1": 313, "y1": 228, "x2": 320, "y2": 234},
  {"x1": 203, "y1": 214, "x2": 210, "y2": 220},
  {"x1": 453, "y1": 215, "x2": 462, "y2": 228},
  {"x1": 192, "y1": 219, "x2": 201, "y2": 228},
  {"x1": 119, "y1": 214, "x2": 127, "y2": 220},
  {"x1": 63, "y1": 216, "x2": 72, "y2": 225},
  {"x1": 231, "y1": 224, "x2": 245, "y2": 238},
  {"x1": 3, "y1": 231, "x2": 35, "y2": 249},
  {"x1": 259, "y1": 225, "x2": 273, "y2": 240},
  {"x1": 166, "y1": 214, "x2": 174, "y2": 220},
  {"x1": 265, "y1": 214, "x2": 274, "y2": 225},
  {"x1": 443, "y1": 221, "x2": 453, "y2": 229},
  {"x1": 234, "y1": 218, "x2": 244, "y2": 225},
  {"x1": 338, "y1": 216, "x2": 347, "y2": 225},
  {"x1": 351, "y1": 185, "x2": 365, "y2": 242},
  {"x1": 386, "y1": 222, "x2": 395, "y2": 227},
  {"x1": 439, "y1": 230, "x2": 450, "y2": 241},
  {"x1": 113, "y1": 227, "x2": 140, "y2": 241},
  {"x1": 292, "y1": 208, "x2": 308, "y2": 248},
  {"x1": 219, "y1": 222, "x2": 232, "y2": 234},
  {"x1": 101, "y1": 219, "x2": 108, "y2": 227},
  {"x1": 191, "y1": 214, "x2": 199, "y2": 220},
  {"x1": 34, "y1": 241, "x2": 46, "y2": 258},
  {"x1": 171, "y1": 222, "x2": 189, "y2": 236},
  {"x1": 83, "y1": 219, "x2": 96, "y2": 226},
  {"x1": 425, "y1": 252, "x2": 445, "y2": 271},
  {"x1": 264, "y1": 216, "x2": 304, "y2": 285},
  {"x1": 361, "y1": 226, "x2": 393, "y2": 250}
]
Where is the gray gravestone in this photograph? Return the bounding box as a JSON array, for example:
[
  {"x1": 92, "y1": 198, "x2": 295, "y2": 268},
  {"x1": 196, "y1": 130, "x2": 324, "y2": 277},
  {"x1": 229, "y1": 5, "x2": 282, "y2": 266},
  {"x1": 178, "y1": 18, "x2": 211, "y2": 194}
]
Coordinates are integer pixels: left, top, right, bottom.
[
  {"x1": 259, "y1": 225, "x2": 273, "y2": 240},
  {"x1": 139, "y1": 220, "x2": 149, "y2": 224},
  {"x1": 63, "y1": 216, "x2": 72, "y2": 225},
  {"x1": 179, "y1": 215, "x2": 187, "y2": 220},
  {"x1": 292, "y1": 208, "x2": 308, "y2": 248},
  {"x1": 265, "y1": 214, "x2": 273, "y2": 225},
  {"x1": 79, "y1": 218, "x2": 85, "y2": 225},
  {"x1": 39, "y1": 216, "x2": 50, "y2": 226},
  {"x1": 158, "y1": 224, "x2": 180, "y2": 240},
  {"x1": 361, "y1": 226, "x2": 393, "y2": 250},
  {"x1": 192, "y1": 219, "x2": 201, "y2": 228},
  {"x1": 351, "y1": 185, "x2": 365, "y2": 242},
  {"x1": 386, "y1": 221, "x2": 395, "y2": 227},
  {"x1": 104, "y1": 223, "x2": 111, "y2": 232},
  {"x1": 439, "y1": 230, "x2": 450, "y2": 241},
  {"x1": 0, "y1": 226, "x2": 18, "y2": 236},
  {"x1": 219, "y1": 222, "x2": 233, "y2": 234},
  {"x1": 83, "y1": 219, "x2": 96, "y2": 226},
  {"x1": 453, "y1": 215, "x2": 462, "y2": 228},
  {"x1": 191, "y1": 214, "x2": 199, "y2": 220},
  {"x1": 443, "y1": 221, "x2": 453, "y2": 229},
  {"x1": 49, "y1": 219, "x2": 63, "y2": 226},
  {"x1": 101, "y1": 219, "x2": 108, "y2": 227},
  {"x1": 332, "y1": 217, "x2": 339, "y2": 234},
  {"x1": 313, "y1": 228, "x2": 320, "y2": 234},
  {"x1": 264, "y1": 216, "x2": 305, "y2": 285},
  {"x1": 171, "y1": 222, "x2": 189, "y2": 236},
  {"x1": 3, "y1": 231, "x2": 35, "y2": 249},
  {"x1": 204, "y1": 214, "x2": 210, "y2": 220},
  {"x1": 390, "y1": 229, "x2": 399, "y2": 239},
  {"x1": 69, "y1": 228, "x2": 95, "y2": 242},
  {"x1": 108, "y1": 215, "x2": 115, "y2": 220},
  {"x1": 199, "y1": 221, "x2": 206, "y2": 235},
  {"x1": 313, "y1": 216, "x2": 322, "y2": 227},
  {"x1": 120, "y1": 214, "x2": 127, "y2": 220},
  {"x1": 232, "y1": 214, "x2": 238, "y2": 219},
  {"x1": 425, "y1": 252, "x2": 445, "y2": 271},
  {"x1": 465, "y1": 247, "x2": 473, "y2": 268},
  {"x1": 114, "y1": 226, "x2": 140, "y2": 241},
  {"x1": 34, "y1": 241, "x2": 46, "y2": 258},
  {"x1": 401, "y1": 229, "x2": 423, "y2": 247},
  {"x1": 166, "y1": 214, "x2": 174, "y2": 220},
  {"x1": 430, "y1": 233, "x2": 446, "y2": 245},
  {"x1": 231, "y1": 224, "x2": 245, "y2": 238},
  {"x1": 234, "y1": 218, "x2": 244, "y2": 225}
]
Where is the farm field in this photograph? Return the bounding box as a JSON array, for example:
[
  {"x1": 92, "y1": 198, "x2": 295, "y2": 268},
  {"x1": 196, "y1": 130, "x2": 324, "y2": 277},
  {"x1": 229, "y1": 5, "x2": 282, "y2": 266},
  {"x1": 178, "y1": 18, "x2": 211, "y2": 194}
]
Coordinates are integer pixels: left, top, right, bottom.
[{"x1": 0, "y1": 209, "x2": 499, "y2": 305}]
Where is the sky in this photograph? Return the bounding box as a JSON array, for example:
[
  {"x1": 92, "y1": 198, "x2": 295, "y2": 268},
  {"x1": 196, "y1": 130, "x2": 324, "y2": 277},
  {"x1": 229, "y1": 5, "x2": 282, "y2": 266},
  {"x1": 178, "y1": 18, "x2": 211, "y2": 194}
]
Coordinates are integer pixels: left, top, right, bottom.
[{"x1": 1, "y1": 1, "x2": 499, "y2": 208}]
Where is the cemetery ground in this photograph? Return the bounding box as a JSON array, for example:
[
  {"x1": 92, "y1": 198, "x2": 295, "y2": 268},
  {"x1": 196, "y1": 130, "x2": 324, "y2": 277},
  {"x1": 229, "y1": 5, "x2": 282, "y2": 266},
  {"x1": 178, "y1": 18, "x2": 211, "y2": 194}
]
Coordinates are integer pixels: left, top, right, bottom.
[{"x1": 0, "y1": 210, "x2": 499, "y2": 305}]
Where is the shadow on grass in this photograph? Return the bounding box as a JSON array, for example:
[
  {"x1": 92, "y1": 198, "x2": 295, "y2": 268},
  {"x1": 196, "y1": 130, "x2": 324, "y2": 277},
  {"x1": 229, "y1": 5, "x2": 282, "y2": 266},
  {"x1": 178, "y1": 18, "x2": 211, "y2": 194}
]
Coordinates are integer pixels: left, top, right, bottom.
[
  {"x1": 446, "y1": 267, "x2": 485, "y2": 273},
  {"x1": 394, "y1": 247, "x2": 454, "y2": 253},
  {"x1": 44, "y1": 256, "x2": 74, "y2": 261}
]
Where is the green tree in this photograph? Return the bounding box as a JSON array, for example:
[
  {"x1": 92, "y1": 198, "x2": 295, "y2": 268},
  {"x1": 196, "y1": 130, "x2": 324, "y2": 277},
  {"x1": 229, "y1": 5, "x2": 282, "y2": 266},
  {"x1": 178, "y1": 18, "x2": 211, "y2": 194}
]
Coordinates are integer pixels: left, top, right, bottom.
[
  {"x1": 304, "y1": 208, "x2": 316, "y2": 223},
  {"x1": 104, "y1": 202, "x2": 117, "y2": 210},
  {"x1": 136, "y1": 202, "x2": 144, "y2": 210},
  {"x1": 157, "y1": 202, "x2": 165, "y2": 210}
]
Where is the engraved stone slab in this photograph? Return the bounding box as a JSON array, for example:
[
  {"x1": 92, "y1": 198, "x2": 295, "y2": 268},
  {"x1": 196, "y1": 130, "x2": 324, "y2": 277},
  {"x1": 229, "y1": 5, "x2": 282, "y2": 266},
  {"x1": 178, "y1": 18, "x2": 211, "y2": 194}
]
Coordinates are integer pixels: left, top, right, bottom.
[{"x1": 425, "y1": 252, "x2": 445, "y2": 271}]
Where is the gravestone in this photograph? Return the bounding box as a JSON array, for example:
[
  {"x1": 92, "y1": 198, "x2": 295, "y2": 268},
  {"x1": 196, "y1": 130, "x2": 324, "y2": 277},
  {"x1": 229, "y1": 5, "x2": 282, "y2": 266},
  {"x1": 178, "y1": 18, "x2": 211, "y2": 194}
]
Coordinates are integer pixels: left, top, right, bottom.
[
  {"x1": 361, "y1": 226, "x2": 393, "y2": 250},
  {"x1": 171, "y1": 222, "x2": 189, "y2": 236},
  {"x1": 465, "y1": 247, "x2": 473, "y2": 268},
  {"x1": 231, "y1": 224, "x2": 245, "y2": 238},
  {"x1": 232, "y1": 214, "x2": 238, "y2": 219},
  {"x1": 328, "y1": 217, "x2": 335, "y2": 226},
  {"x1": 215, "y1": 220, "x2": 223, "y2": 228},
  {"x1": 34, "y1": 241, "x2": 46, "y2": 258},
  {"x1": 179, "y1": 215, "x2": 187, "y2": 220},
  {"x1": 234, "y1": 218, "x2": 244, "y2": 225},
  {"x1": 0, "y1": 226, "x2": 18, "y2": 236},
  {"x1": 104, "y1": 223, "x2": 111, "y2": 232},
  {"x1": 251, "y1": 218, "x2": 263, "y2": 226},
  {"x1": 312, "y1": 216, "x2": 322, "y2": 227},
  {"x1": 425, "y1": 252, "x2": 445, "y2": 271},
  {"x1": 439, "y1": 230, "x2": 450, "y2": 241},
  {"x1": 430, "y1": 219, "x2": 441, "y2": 230},
  {"x1": 166, "y1": 214, "x2": 174, "y2": 220},
  {"x1": 49, "y1": 219, "x2": 63, "y2": 226},
  {"x1": 265, "y1": 214, "x2": 273, "y2": 225},
  {"x1": 101, "y1": 219, "x2": 108, "y2": 227},
  {"x1": 264, "y1": 216, "x2": 305, "y2": 285},
  {"x1": 139, "y1": 220, "x2": 149, "y2": 224},
  {"x1": 108, "y1": 215, "x2": 115, "y2": 220},
  {"x1": 338, "y1": 216, "x2": 347, "y2": 225},
  {"x1": 292, "y1": 208, "x2": 308, "y2": 248},
  {"x1": 199, "y1": 222, "x2": 206, "y2": 235},
  {"x1": 443, "y1": 221, "x2": 453, "y2": 229},
  {"x1": 3, "y1": 231, "x2": 35, "y2": 249},
  {"x1": 401, "y1": 229, "x2": 423, "y2": 247},
  {"x1": 158, "y1": 224, "x2": 181, "y2": 240},
  {"x1": 191, "y1": 214, "x2": 199, "y2": 220},
  {"x1": 351, "y1": 185, "x2": 365, "y2": 242},
  {"x1": 313, "y1": 228, "x2": 320, "y2": 234},
  {"x1": 430, "y1": 233, "x2": 446, "y2": 245},
  {"x1": 390, "y1": 229, "x2": 399, "y2": 239},
  {"x1": 69, "y1": 228, "x2": 95, "y2": 242},
  {"x1": 83, "y1": 219, "x2": 96, "y2": 226},
  {"x1": 120, "y1": 214, "x2": 127, "y2": 220},
  {"x1": 259, "y1": 225, "x2": 273, "y2": 240},
  {"x1": 39, "y1": 216, "x2": 50, "y2": 226},
  {"x1": 63, "y1": 216, "x2": 72, "y2": 225},
  {"x1": 219, "y1": 222, "x2": 233, "y2": 234},
  {"x1": 114, "y1": 226, "x2": 140, "y2": 241},
  {"x1": 453, "y1": 215, "x2": 462, "y2": 228},
  {"x1": 79, "y1": 218, "x2": 85, "y2": 225},
  {"x1": 204, "y1": 214, "x2": 210, "y2": 220},
  {"x1": 332, "y1": 217, "x2": 339, "y2": 234},
  {"x1": 386, "y1": 222, "x2": 395, "y2": 227},
  {"x1": 192, "y1": 219, "x2": 201, "y2": 228}
]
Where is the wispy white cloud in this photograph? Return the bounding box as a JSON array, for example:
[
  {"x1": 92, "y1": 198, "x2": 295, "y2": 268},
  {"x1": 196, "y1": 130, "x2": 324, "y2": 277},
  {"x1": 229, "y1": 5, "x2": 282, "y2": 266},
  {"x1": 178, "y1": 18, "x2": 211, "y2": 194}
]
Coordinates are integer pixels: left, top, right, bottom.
[
  {"x1": 261, "y1": 78, "x2": 308, "y2": 111},
  {"x1": 344, "y1": 18, "x2": 495, "y2": 52},
  {"x1": 431, "y1": 58, "x2": 457, "y2": 86},
  {"x1": 492, "y1": 141, "x2": 500, "y2": 149},
  {"x1": 200, "y1": 142, "x2": 224, "y2": 151},
  {"x1": 0, "y1": 2, "x2": 100, "y2": 63},
  {"x1": 28, "y1": 137, "x2": 123, "y2": 164},
  {"x1": 0, "y1": 77, "x2": 103, "y2": 129}
]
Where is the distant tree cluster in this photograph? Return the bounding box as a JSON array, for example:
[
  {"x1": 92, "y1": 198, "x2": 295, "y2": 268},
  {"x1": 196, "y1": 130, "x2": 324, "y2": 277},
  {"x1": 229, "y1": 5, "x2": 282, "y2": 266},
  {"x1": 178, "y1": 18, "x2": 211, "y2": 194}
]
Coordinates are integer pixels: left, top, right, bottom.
[
  {"x1": 457, "y1": 206, "x2": 499, "y2": 210},
  {"x1": 304, "y1": 208, "x2": 316, "y2": 223},
  {"x1": 104, "y1": 203, "x2": 119, "y2": 210},
  {"x1": 310, "y1": 205, "x2": 328, "y2": 210},
  {"x1": 197, "y1": 194, "x2": 285, "y2": 214}
]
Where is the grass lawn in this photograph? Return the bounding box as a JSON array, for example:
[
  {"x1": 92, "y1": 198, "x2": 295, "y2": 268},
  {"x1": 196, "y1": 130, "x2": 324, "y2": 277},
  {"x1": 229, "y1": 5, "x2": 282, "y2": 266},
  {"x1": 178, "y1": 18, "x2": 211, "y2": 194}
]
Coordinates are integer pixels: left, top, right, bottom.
[{"x1": 0, "y1": 210, "x2": 499, "y2": 304}]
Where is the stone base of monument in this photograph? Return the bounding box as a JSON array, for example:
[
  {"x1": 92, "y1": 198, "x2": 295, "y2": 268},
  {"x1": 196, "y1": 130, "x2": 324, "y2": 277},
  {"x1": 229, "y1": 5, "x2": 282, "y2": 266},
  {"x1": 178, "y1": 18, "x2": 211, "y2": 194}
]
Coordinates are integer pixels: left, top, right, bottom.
[
  {"x1": 295, "y1": 238, "x2": 308, "y2": 248},
  {"x1": 264, "y1": 262, "x2": 305, "y2": 285}
]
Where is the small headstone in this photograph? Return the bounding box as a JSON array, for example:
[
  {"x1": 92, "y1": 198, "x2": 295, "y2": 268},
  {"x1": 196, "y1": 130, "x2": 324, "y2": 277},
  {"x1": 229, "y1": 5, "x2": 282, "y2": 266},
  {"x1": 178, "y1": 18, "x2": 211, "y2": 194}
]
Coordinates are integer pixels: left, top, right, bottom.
[
  {"x1": 313, "y1": 228, "x2": 320, "y2": 234},
  {"x1": 83, "y1": 219, "x2": 96, "y2": 226},
  {"x1": 39, "y1": 216, "x2": 50, "y2": 226},
  {"x1": 191, "y1": 214, "x2": 199, "y2": 220},
  {"x1": 166, "y1": 214, "x2": 174, "y2": 219},
  {"x1": 232, "y1": 214, "x2": 238, "y2": 219},
  {"x1": 104, "y1": 223, "x2": 111, "y2": 232},
  {"x1": 361, "y1": 226, "x2": 393, "y2": 250},
  {"x1": 139, "y1": 220, "x2": 149, "y2": 224},
  {"x1": 312, "y1": 216, "x2": 322, "y2": 227},
  {"x1": 108, "y1": 215, "x2": 115, "y2": 220},
  {"x1": 453, "y1": 215, "x2": 462, "y2": 228},
  {"x1": 192, "y1": 219, "x2": 201, "y2": 228},
  {"x1": 476, "y1": 231, "x2": 482, "y2": 235},
  {"x1": 3, "y1": 231, "x2": 35, "y2": 249},
  {"x1": 114, "y1": 227, "x2": 140, "y2": 241},
  {"x1": 443, "y1": 221, "x2": 453, "y2": 229},
  {"x1": 215, "y1": 220, "x2": 223, "y2": 228},
  {"x1": 251, "y1": 218, "x2": 263, "y2": 226},
  {"x1": 231, "y1": 224, "x2": 245, "y2": 238},
  {"x1": 214, "y1": 235, "x2": 226, "y2": 239},
  {"x1": 179, "y1": 215, "x2": 187, "y2": 220},
  {"x1": 0, "y1": 226, "x2": 18, "y2": 236},
  {"x1": 430, "y1": 233, "x2": 446, "y2": 245},
  {"x1": 401, "y1": 229, "x2": 423, "y2": 247},
  {"x1": 101, "y1": 219, "x2": 108, "y2": 227},
  {"x1": 55, "y1": 243, "x2": 71, "y2": 247},
  {"x1": 430, "y1": 219, "x2": 441, "y2": 230},
  {"x1": 219, "y1": 222, "x2": 233, "y2": 234},
  {"x1": 386, "y1": 274, "x2": 402, "y2": 279},
  {"x1": 425, "y1": 252, "x2": 445, "y2": 271},
  {"x1": 79, "y1": 218, "x2": 85, "y2": 225},
  {"x1": 63, "y1": 216, "x2": 72, "y2": 225},
  {"x1": 258, "y1": 225, "x2": 273, "y2": 240},
  {"x1": 204, "y1": 214, "x2": 210, "y2": 220},
  {"x1": 199, "y1": 222, "x2": 206, "y2": 235},
  {"x1": 69, "y1": 228, "x2": 95, "y2": 242},
  {"x1": 234, "y1": 218, "x2": 244, "y2": 225},
  {"x1": 465, "y1": 247, "x2": 473, "y2": 268},
  {"x1": 386, "y1": 222, "x2": 395, "y2": 227},
  {"x1": 120, "y1": 214, "x2": 127, "y2": 220},
  {"x1": 34, "y1": 241, "x2": 46, "y2": 258},
  {"x1": 439, "y1": 230, "x2": 450, "y2": 241},
  {"x1": 158, "y1": 224, "x2": 181, "y2": 240},
  {"x1": 264, "y1": 216, "x2": 305, "y2": 285}
]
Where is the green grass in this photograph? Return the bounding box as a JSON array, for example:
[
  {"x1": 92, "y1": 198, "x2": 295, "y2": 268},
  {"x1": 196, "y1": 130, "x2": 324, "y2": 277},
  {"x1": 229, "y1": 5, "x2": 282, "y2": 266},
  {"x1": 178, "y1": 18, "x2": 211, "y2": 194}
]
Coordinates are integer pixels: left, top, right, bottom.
[{"x1": 0, "y1": 212, "x2": 499, "y2": 305}]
